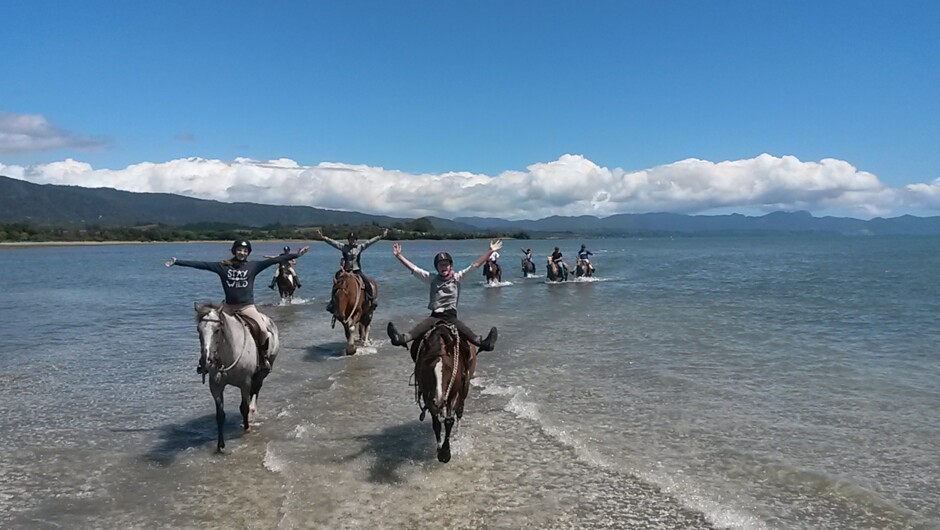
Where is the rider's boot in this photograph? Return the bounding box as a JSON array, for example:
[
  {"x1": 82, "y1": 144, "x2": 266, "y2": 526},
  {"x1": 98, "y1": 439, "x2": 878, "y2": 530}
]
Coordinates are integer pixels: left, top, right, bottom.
[
  {"x1": 386, "y1": 322, "x2": 409, "y2": 348},
  {"x1": 293, "y1": 273, "x2": 301, "y2": 288},
  {"x1": 325, "y1": 299, "x2": 335, "y2": 314},
  {"x1": 196, "y1": 356, "x2": 208, "y2": 374},
  {"x1": 477, "y1": 327, "x2": 498, "y2": 352},
  {"x1": 268, "y1": 278, "x2": 276, "y2": 290}
]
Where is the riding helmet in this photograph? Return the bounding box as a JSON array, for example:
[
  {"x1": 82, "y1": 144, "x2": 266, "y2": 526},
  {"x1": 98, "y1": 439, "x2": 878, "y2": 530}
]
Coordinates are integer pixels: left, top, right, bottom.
[
  {"x1": 433, "y1": 252, "x2": 453, "y2": 267},
  {"x1": 231, "y1": 239, "x2": 252, "y2": 254},
  {"x1": 347, "y1": 232, "x2": 356, "y2": 240},
  {"x1": 283, "y1": 245, "x2": 291, "y2": 253}
]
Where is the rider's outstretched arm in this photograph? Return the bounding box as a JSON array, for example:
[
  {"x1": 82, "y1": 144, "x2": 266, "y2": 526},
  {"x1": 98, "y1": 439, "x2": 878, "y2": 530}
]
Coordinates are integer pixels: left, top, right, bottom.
[
  {"x1": 360, "y1": 228, "x2": 389, "y2": 251},
  {"x1": 391, "y1": 243, "x2": 418, "y2": 273}
]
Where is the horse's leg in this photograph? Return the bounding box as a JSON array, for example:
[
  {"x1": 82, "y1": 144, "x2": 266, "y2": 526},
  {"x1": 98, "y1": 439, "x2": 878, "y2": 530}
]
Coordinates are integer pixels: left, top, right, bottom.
[
  {"x1": 240, "y1": 385, "x2": 251, "y2": 431},
  {"x1": 432, "y1": 414, "x2": 442, "y2": 446},
  {"x1": 211, "y1": 383, "x2": 226, "y2": 451},
  {"x1": 249, "y1": 373, "x2": 265, "y2": 422},
  {"x1": 438, "y1": 416, "x2": 455, "y2": 463},
  {"x1": 344, "y1": 323, "x2": 356, "y2": 355}
]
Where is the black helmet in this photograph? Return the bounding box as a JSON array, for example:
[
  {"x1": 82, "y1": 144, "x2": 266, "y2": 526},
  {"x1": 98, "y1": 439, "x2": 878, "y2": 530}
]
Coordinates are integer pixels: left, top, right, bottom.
[
  {"x1": 347, "y1": 232, "x2": 356, "y2": 240},
  {"x1": 433, "y1": 252, "x2": 453, "y2": 267},
  {"x1": 526, "y1": 248, "x2": 531, "y2": 252},
  {"x1": 554, "y1": 246, "x2": 559, "y2": 251},
  {"x1": 283, "y1": 245, "x2": 291, "y2": 253},
  {"x1": 580, "y1": 244, "x2": 586, "y2": 249},
  {"x1": 232, "y1": 240, "x2": 252, "y2": 254}
]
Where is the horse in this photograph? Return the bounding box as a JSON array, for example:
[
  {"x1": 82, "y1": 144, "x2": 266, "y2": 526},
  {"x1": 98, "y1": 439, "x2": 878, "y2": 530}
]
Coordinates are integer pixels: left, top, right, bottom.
[
  {"x1": 410, "y1": 321, "x2": 477, "y2": 463},
  {"x1": 275, "y1": 266, "x2": 296, "y2": 303},
  {"x1": 547, "y1": 258, "x2": 568, "y2": 282},
  {"x1": 575, "y1": 258, "x2": 595, "y2": 278},
  {"x1": 194, "y1": 302, "x2": 279, "y2": 452},
  {"x1": 483, "y1": 260, "x2": 502, "y2": 284},
  {"x1": 521, "y1": 257, "x2": 536, "y2": 276},
  {"x1": 331, "y1": 270, "x2": 377, "y2": 355}
]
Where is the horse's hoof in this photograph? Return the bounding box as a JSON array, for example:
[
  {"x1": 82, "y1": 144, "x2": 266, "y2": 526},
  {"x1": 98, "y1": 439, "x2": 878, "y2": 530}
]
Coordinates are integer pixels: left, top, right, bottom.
[{"x1": 437, "y1": 448, "x2": 451, "y2": 463}]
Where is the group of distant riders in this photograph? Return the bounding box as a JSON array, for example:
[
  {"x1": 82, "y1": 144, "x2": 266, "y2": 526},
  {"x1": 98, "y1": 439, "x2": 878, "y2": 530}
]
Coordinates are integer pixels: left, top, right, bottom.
[
  {"x1": 519, "y1": 243, "x2": 595, "y2": 280},
  {"x1": 166, "y1": 233, "x2": 595, "y2": 375}
]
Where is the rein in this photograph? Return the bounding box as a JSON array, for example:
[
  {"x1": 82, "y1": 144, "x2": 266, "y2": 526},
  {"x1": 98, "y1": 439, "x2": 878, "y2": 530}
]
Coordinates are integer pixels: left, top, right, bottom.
[{"x1": 201, "y1": 313, "x2": 250, "y2": 375}]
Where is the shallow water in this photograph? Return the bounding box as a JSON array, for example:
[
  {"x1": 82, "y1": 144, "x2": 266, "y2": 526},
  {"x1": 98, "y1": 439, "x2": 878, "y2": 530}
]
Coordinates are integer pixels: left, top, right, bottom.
[{"x1": 0, "y1": 236, "x2": 938, "y2": 529}]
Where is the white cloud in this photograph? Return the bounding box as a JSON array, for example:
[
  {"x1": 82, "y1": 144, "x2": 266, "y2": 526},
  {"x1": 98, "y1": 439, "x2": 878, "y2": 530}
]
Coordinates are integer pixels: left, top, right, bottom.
[
  {"x1": 0, "y1": 153, "x2": 936, "y2": 219},
  {"x1": 0, "y1": 113, "x2": 108, "y2": 153}
]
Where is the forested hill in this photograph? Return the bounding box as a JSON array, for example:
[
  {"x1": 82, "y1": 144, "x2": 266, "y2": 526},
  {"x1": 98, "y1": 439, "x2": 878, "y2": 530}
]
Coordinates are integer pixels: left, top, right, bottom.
[{"x1": 0, "y1": 174, "x2": 416, "y2": 228}]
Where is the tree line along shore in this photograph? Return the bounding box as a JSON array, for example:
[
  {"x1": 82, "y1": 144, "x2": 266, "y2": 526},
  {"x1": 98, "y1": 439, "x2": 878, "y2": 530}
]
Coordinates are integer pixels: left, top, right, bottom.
[{"x1": 0, "y1": 221, "x2": 530, "y2": 244}]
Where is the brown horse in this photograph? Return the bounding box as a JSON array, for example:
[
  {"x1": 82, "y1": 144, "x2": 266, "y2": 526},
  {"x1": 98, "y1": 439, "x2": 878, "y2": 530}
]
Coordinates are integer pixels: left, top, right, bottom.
[
  {"x1": 483, "y1": 260, "x2": 502, "y2": 284},
  {"x1": 331, "y1": 270, "x2": 377, "y2": 355},
  {"x1": 410, "y1": 321, "x2": 477, "y2": 463},
  {"x1": 575, "y1": 258, "x2": 595, "y2": 278},
  {"x1": 547, "y1": 258, "x2": 568, "y2": 282}
]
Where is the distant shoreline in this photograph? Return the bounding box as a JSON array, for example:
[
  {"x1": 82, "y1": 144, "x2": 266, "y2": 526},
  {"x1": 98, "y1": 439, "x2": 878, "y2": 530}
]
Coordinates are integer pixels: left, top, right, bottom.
[{"x1": 0, "y1": 240, "x2": 304, "y2": 248}]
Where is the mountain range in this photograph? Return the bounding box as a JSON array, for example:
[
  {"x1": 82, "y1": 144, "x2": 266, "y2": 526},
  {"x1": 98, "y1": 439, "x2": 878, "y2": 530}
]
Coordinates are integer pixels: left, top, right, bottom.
[{"x1": 3, "y1": 174, "x2": 940, "y2": 236}]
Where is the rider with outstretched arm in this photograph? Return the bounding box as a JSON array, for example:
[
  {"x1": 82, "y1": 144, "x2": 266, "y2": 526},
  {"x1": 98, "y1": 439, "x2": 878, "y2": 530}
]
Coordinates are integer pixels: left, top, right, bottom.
[
  {"x1": 387, "y1": 240, "x2": 501, "y2": 351},
  {"x1": 312, "y1": 228, "x2": 388, "y2": 313},
  {"x1": 265, "y1": 245, "x2": 302, "y2": 290},
  {"x1": 165, "y1": 240, "x2": 309, "y2": 373}
]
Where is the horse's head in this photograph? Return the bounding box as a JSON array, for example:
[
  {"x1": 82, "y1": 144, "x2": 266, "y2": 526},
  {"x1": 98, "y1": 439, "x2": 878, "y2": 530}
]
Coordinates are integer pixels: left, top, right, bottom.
[{"x1": 194, "y1": 302, "x2": 223, "y2": 360}]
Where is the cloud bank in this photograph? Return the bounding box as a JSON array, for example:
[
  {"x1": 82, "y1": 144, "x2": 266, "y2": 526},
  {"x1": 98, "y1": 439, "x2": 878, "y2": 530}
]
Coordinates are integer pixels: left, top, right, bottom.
[
  {"x1": 2, "y1": 154, "x2": 938, "y2": 220},
  {"x1": 0, "y1": 113, "x2": 108, "y2": 154}
]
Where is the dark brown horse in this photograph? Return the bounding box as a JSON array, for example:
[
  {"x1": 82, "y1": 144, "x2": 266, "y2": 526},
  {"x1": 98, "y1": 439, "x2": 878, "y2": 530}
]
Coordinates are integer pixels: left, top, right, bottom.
[
  {"x1": 331, "y1": 270, "x2": 377, "y2": 355},
  {"x1": 410, "y1": 321, "x2": 477, "y2": 463},
  {"x1": 483, "y1": 260, "x2": 502, "y2": 284},
  {"x1": 521, "y1": 257, "x2": 536, "y2": 276},
  {"x1": 276, "y1": 265, "x2": 296, "y2": 303}
]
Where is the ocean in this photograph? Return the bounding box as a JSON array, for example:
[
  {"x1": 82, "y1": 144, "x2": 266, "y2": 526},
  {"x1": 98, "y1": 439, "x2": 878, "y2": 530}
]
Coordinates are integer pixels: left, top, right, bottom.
[{"x1": 0, "y1": 235, "x2": 937, "y2": 529}]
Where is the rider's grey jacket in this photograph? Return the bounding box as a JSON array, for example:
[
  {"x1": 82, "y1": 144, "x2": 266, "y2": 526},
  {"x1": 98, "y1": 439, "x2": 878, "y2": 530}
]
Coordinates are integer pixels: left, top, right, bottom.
[
  {"x1": 411, "y1": 265, "x2": 474, "y2": 313},
  {"x1": 321, "y1": 235, "x2": 382, "y2": 272}
]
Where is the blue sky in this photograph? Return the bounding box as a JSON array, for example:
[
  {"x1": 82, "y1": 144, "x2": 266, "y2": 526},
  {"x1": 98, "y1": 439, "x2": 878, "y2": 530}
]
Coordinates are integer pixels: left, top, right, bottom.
[{"x1": 2, "y1": 1, "x2": 939, "y2": 219}]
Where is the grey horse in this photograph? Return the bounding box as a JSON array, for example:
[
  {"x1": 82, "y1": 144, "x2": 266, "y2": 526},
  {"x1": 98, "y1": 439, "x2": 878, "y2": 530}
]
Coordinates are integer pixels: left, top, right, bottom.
[{"x1": 195, "y1": 303, "x2": 279, "y2": 451}]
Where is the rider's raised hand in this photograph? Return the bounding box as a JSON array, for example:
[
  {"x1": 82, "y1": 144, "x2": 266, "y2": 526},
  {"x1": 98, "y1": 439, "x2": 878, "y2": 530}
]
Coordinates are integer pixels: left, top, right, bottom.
[
  {"x1": 298, "y1": 245, "x2": 310, "y2": 256},
  {"x1": 392, "y1": 243, "x2": 402, "y2": 256},
  {"x1": 490, "y1": 239, "x2": 503, "y2": 252},
  {"x1": 164, "y1": 257, "x2": 177, "y2": 267},
  {"x1": 313, "y1": 228, "x2": 323, "y2": 239},
  {"x1": 382, "y1": 228, "x2": 389, "y2": 238}
]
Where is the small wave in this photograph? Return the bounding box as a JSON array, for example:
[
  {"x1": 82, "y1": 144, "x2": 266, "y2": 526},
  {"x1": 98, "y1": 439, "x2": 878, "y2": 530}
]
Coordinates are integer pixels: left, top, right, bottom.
[
  {"x1": 274, "y1": 296, "x2": 315, "y2": 306},
  {"x1": 290, "y1": 424, "x2": 308, "y2": 439},
  {"x1": 263, "y1": 442, "x2": 285, "y2": 472},
  {"x1": 482, "y1": 280, "x2": 514, "y2": 288},
  {"x1": 497, "y1": 382, "x2": 763, "y2": 529},
  {"x1": 570, "y1": 276, "x2": 607, "y2": 283}
]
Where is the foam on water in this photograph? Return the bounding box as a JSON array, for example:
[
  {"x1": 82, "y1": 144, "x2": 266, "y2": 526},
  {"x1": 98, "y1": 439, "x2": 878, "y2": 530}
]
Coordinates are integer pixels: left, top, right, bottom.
[{"x1": 482, "y1": 280, "x2": 514, "y2": 288}]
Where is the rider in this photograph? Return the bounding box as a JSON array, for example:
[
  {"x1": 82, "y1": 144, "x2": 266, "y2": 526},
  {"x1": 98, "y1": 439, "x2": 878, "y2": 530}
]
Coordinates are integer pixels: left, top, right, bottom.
[
  {"x1": 521, "y1": 248, "x2": 534, "y2": 272},
  {"x1": 577, "y1": 244, "x2": 594, "y2": 273},
  {"x1": 386, "y1": 240, "x2": 501, "y2": 352},
  {"x1": 550, "y1": 246, "x2": 567, "y2": 273},
  {"x1": 485, "y1": 248, "x2": 501, "y2": 279},
  {"x1": 314, "y1": 228, "x2": 388, "y2": 314},
  {"x1": 266, "y1": 245, "x2": 302, "y2": 290},
  {"x1": 166, "y1": 240, "x2": 309, "y2": 374}
]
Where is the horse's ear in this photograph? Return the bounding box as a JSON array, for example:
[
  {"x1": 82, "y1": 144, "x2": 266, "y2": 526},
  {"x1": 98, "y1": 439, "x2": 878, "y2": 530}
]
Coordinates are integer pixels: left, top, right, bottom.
[{"x1": 194, "y1": 302, "x2": 212, "y2": 316}]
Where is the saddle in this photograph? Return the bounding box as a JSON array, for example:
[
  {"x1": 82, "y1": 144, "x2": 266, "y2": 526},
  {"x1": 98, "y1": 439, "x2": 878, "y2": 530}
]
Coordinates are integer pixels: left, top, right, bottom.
[{"x1": 231, "y1": 313, "x2": 268, "y2": 354}]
